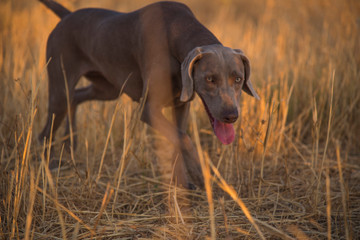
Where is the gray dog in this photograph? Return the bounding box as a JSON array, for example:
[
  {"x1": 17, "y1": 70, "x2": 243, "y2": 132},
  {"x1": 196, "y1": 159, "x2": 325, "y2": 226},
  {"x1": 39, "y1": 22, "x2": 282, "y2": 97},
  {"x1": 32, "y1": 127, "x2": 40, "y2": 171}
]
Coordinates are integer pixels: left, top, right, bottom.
[{"x1": 38, "y1": 0, "x2": 259, "y2": 189}]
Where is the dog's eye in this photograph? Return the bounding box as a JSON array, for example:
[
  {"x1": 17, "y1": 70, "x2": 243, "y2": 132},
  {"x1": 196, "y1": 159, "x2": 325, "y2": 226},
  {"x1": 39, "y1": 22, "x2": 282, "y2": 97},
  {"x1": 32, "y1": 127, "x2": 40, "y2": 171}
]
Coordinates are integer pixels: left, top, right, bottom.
[
  {"x1": 235, "y1": 77, "x2": 242, "y2": 83},
  {"x1": 206, "y1": 76, "x2": 214, "y2": 82}
]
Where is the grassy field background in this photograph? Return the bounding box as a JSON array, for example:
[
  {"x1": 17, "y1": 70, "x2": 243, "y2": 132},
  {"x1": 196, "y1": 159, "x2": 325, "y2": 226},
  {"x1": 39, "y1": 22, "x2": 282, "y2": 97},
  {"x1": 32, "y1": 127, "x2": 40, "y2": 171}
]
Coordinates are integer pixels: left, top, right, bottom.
[{"x1": 1, "y1": 0, "x2": 359, "y2": 239}]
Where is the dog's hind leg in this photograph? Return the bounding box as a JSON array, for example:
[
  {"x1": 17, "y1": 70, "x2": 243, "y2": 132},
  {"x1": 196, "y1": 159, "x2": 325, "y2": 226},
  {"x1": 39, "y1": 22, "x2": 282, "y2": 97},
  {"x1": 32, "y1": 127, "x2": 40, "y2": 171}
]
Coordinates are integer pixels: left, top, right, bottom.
[
  {"x1": 63, "y1": 71, "x2": 120, "y2": 151},
  {"x1": 38, "y1": 54, "x2": 85, "y2": 161},
  {"x1": 38, "y1": 58, "x2": 77, "y2": 144}
]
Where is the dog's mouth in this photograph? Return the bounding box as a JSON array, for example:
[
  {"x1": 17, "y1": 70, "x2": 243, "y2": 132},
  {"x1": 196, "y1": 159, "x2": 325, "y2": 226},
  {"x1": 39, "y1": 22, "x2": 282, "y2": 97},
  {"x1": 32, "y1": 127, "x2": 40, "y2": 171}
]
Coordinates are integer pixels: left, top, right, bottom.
[{"x1": 199, "y1": 96, "x2": 235, "y2": 145}]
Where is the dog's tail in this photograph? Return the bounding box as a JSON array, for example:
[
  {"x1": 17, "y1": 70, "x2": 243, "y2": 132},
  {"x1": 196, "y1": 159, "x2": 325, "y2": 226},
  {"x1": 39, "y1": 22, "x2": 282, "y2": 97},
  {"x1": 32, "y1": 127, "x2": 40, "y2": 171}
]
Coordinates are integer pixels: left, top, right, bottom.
[{"x1": 39, "y1": 0, "x2": 71, "y2": 19}]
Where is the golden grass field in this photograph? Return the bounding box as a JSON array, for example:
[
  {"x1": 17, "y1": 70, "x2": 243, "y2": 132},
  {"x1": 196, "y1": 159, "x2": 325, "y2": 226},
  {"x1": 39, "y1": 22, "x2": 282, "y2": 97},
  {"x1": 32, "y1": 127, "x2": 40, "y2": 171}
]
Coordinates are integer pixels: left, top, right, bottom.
[{"x1": 1, "y1": 0, "x2": 359, "y2": 239}]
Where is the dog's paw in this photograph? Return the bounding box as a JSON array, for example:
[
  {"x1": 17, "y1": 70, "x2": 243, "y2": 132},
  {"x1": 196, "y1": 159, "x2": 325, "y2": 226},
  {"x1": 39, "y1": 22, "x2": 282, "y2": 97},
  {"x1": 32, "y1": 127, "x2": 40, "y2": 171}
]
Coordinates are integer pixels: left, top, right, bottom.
[
  {"x1": 63, "y1": 138, "x2": 77, "y2": 153},
  {"x1": 187, "y1": 182, "x2": 197, "y2": 190},
  {"x1": 48, "y1": 159, "x2": 70, "y2": 171}
]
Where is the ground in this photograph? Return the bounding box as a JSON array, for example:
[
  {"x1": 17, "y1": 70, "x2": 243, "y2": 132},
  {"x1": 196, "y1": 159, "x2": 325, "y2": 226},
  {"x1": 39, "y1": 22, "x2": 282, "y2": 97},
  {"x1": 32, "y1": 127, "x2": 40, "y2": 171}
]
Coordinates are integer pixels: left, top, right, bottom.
[{"x1": 1, "y1": 0, "x2": 359, "y2": 239}]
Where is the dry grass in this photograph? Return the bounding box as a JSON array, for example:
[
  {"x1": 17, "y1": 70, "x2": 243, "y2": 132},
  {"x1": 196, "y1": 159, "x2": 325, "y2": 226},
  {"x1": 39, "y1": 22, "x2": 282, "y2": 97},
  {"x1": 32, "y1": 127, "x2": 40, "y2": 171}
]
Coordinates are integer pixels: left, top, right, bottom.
[{"x1": 1, "y1": 0, "x2": 360, "y2": 239}]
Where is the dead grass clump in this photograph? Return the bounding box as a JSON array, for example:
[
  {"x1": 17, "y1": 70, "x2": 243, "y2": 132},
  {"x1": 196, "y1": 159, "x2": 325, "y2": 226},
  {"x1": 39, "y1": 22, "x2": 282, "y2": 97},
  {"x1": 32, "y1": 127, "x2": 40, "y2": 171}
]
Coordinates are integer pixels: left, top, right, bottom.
[{"x1": 1, "y1": 0, "x2": 359, "y2": 239}]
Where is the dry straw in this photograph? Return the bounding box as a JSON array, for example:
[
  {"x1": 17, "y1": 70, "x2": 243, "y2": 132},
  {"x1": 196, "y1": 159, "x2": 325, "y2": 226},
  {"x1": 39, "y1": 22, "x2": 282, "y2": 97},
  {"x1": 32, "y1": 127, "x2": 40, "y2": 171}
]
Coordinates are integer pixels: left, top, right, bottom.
[{"x1": 1, "y1": 0, "x2": 359, "y2": 239}]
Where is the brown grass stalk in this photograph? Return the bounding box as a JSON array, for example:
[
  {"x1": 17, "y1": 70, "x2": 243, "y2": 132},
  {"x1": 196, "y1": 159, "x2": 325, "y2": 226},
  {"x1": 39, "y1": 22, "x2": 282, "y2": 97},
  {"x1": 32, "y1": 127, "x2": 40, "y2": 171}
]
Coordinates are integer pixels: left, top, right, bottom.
[
  {"x1": 326, "y1": 160, "x2": 331, "y2": 240},
  {"x1": 93, "y1": 182, "x2": 114, "y2": 231},
  {"x1": 96, "y1": 100, "x2": 121, "y2": 182},
  {"x1": 112, "y1": 110, "x2": 132, "y2": 216},
  {"x1": 275, "y1": 72, "x2": 296, "y2": 166},
  {"x1": 42, "y1": 156, "x2": 67, "y2": 239},
  {"x1": 97, "y1": 74, "x2": 130, "y2": 182},
  {"x1": 208, "y1": 158, "x2": 268, "y2": 239},
  {"x1": 191, "y1": 107, "x2": 216, "y2": 240},
  {"x1": 1, "y1": 0, "x2": 359, "y2": 239},
  {"x1": 36, "y1": 186, "x2": 95, "y2": 235},
  {"x1": 61, "y1": 56, "x2": 77, "y2": 173},
  {"x1": 24, "y1": 167, "x2": 35, "y2": 240},
  {"x1": 315, "y1": 69, "x2": 335, "y2": 208},
  {"x1": 335, "y1": 142, "x2": 350, "y2": 240},
  {"x1": 258, "y1": 100, "x2": 276, "y2": 203}
]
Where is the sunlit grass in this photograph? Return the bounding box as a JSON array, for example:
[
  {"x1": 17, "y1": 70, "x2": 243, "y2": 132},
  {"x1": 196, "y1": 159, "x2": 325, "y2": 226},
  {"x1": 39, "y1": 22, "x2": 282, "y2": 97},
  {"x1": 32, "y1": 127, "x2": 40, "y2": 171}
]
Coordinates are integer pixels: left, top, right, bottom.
[{"x1": 1, "y1": 0, "x2": 359, "y2": 239}]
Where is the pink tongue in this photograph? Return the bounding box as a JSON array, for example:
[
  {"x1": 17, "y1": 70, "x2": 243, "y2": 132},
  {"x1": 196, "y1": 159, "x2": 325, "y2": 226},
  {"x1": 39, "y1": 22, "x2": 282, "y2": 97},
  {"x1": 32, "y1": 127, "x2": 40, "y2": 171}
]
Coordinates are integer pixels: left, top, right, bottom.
[{"x1": 214, "y1": 119, "x2": 235, "y2": 145}]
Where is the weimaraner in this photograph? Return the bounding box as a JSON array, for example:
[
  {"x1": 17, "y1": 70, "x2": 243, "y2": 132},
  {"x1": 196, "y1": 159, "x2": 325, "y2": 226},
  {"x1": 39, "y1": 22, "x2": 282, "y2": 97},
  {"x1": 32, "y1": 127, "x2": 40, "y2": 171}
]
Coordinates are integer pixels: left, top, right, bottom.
[{"x1": 38, "y1": 0, "x2": 259, "y2": 189}]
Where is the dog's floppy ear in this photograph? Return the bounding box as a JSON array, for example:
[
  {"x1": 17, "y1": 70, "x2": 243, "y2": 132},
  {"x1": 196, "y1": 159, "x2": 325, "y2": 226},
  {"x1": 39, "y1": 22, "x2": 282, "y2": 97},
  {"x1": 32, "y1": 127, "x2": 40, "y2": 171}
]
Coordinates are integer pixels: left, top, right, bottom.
[
  {"x1": 180, "y1": 47, "x2": 204, "y2": 102},
  {"x1": 233, "y1": 49, "x2": 260, "y2": 100}
]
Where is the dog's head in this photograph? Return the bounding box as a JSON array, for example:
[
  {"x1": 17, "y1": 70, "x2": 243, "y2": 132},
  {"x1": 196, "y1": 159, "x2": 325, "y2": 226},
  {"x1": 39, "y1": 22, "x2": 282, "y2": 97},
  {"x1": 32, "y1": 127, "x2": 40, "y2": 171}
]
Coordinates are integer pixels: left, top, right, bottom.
[{"x1": 181, "y1": 44, "x2": 259, "y2": 145}]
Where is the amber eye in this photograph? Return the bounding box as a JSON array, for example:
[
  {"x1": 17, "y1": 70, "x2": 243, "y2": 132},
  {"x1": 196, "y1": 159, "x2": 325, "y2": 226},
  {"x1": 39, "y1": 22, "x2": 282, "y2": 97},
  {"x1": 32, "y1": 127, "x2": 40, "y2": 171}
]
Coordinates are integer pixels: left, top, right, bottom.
[
  {"x1": 206, "y1": 76, "x2": 214, "y2": 82},
  {"x1": 235, "y1": 77, "x2": 242, "y2": 83}
]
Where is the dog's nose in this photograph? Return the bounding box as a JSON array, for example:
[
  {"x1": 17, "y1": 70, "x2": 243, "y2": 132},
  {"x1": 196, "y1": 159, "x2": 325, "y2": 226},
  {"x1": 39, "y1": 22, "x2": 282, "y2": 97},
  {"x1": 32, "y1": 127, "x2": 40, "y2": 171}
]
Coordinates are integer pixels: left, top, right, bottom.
[{"x1": 222, "y1": 109, "x2": 238, "y2": 123}]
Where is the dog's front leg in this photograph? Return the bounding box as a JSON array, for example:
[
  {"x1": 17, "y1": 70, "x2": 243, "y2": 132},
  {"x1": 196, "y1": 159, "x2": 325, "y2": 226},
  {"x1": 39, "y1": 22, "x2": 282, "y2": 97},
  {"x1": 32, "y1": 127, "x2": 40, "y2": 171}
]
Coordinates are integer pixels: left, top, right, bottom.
[
  {"x1": 141, "y1": 102, "x2": 203, "y2": 188},
  {"x1": 173, "y1": 103, "x2": 204, "y2": 188}
]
